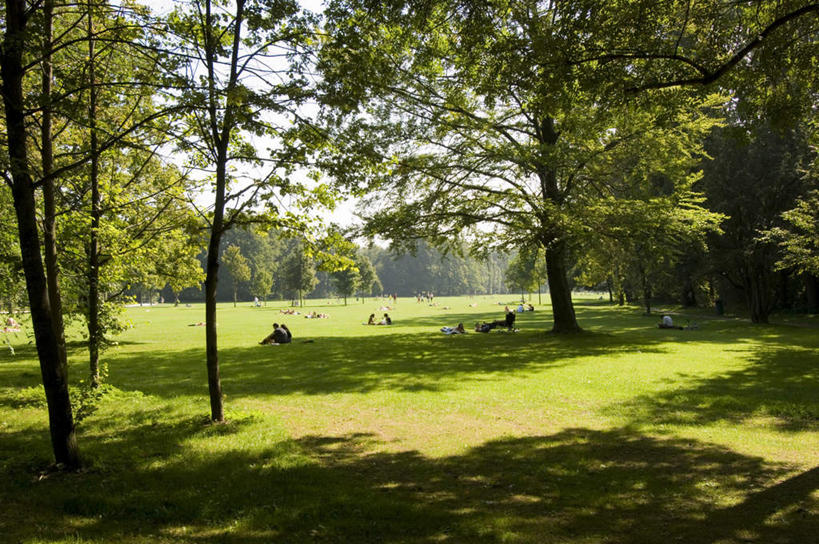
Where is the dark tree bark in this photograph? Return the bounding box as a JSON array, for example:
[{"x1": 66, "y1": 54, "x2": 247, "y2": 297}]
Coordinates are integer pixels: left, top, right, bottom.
[
  {"x1": 86, "y1": 0, "x2": 102, "y2": 384},
  {"x1": 2, "y1": 0, "x2": 79, "y2": 467},
  {"x1": 41, "y1": 0, "x2": 69, "y2": 374},
  {"x1": 204, "y1": 205, "x2": 225, "y2": 421},
  {"x1": 537, "y1": 116, "x2": 581, "y2": 333},
  {"x1": 544, "y1": 240, "x2": 580, "y2": 333},
  {"x1": 745, "y1": 269, "x2": 772, "y2": 324},
  {"x1": 805, "y1": 274, "x2": 819, "y2": 314}
]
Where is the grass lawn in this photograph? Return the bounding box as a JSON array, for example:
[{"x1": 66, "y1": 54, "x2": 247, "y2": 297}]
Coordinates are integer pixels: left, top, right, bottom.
[{"x1": 1, "y1": 294, "x2": 817, "y2": 543}]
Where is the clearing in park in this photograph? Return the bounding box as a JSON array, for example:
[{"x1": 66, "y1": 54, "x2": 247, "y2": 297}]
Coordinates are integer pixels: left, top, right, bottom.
[{"x1": 1, "y1": 294, "x2": 817, "y2": 543}]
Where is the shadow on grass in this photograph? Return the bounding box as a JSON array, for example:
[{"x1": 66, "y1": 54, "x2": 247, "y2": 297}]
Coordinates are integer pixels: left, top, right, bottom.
[
  {"x1": 105, "y1": 328, "x2": 670, "y2": 399},
  {"x1": 1, "y1": 419, "x2": 815, "y2": 543},
  {"x1": 612, "y1": 345, "x2": 819, "y2": 432}
]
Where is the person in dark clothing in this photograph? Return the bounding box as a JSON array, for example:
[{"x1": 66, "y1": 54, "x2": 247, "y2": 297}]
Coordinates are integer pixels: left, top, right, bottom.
[
  {"x1": 275, "y1": 323, "x2": 292, "y2": 343},
  {"x1": 505, "y1": 310, "x2": 516, "y2": 330},
  {"x1": 260, "y1": 323, "x2": 292, "y2": 344}
]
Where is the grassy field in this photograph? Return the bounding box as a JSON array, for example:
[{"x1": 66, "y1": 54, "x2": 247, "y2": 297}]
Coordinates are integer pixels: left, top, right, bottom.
[{"x1": 1, "y1": 294, "x2": 817, "y2": 543}]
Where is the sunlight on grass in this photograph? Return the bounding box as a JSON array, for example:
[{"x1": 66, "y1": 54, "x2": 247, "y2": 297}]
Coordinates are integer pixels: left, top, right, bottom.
[{"x1": 1, "y1": 294, "x2": 817, "y2": 542}]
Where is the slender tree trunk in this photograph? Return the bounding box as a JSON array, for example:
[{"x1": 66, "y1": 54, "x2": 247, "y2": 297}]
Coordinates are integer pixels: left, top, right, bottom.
[
  {"x1": 233, "y1": 284, "x2": 237, "y2": 307},
  {"x1": 805, "y1": 274, "x2": 819, "y2": 314},
  {"x1": 2, "y1": 0, "x2": 79, "y2": 467},
  {"x1": 641, "y1": 267, "x2": 652, "y2": 315},
  {"x1": 41, "y1": 0, "x2": 69, "y2": 377},
  {"x1": 544, "y1": 240, "x2": 580, "y2": 333},
  {"x1": 86, "y1": 1, "x2": 101, "y2": 385},
  {"x1": 204, "y1": 236, "x2": 224, "y2": 421},
  {"x1": 204, "y1": 144, "x2": 227, "y2": 422}
]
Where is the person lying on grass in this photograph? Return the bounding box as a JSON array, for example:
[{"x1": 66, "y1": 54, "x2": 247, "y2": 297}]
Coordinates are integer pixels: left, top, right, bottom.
[
  {"x1": 658, "y1": 315, "x2": 683, "y2": 330},
  {"x1": 475, "y1": 320, "x2": 504, "y2": 333},
  {"x1": 441, "y1": 323, "x2": 466, "y2": 335},
  {"x1": 475, "y1": 310, "x2": 517, "y2": 333}
]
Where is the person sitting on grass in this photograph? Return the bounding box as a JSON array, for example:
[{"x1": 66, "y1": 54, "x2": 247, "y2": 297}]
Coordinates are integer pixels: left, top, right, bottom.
[
  {"x1": 378, "y1": 313, "x2": 392, "y2": 325},
  {"x1": 441, "y1": 323, "x2": 466, "y2": 335},
  {"x1": 366, "y1": 313, "x2": 376, "y2": 325},
  {"x1": 280, "y1": 323, "x2": 292, "y2": 342},
  {"x1": 260, "y1": 323, "x2": 292, "y2": 344},
  {"x1": 505, "y1": 309, "x2": 516, "y2": 330}
]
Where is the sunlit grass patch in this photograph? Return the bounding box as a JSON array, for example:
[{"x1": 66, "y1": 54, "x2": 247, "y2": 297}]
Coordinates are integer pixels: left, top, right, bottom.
[{"x1": 1, "y1": 294, "x2": 817, "y2": 542}]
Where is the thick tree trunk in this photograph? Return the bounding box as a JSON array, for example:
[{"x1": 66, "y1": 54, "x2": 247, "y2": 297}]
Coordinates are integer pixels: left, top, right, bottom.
[
  {"x1": 544, "y1": 240, "x2": 580, "y2": 333},
  {"x1": 746, "y1": 269, "x2": 771, "y2": 324},
  {"x1": 2, "y1": 0, "x2": 79, "y2": 467}
]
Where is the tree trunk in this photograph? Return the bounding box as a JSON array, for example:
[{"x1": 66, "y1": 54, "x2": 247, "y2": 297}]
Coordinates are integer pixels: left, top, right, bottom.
[
  {"x1": 41, "y1": 0, "x2": 69, "y2": 381},
  {"x1": 641, "y1": 267, "x2": 652, "y2": 315},
  {"x1": 805, "y1": 274, "x2": 819, "y2": 314},
  {"x1": 205, "y1": 217, "x2": 224, "y2": 422},
  {"x1": 86, "y1": 2, "x2": 101, "y2": 385},
  {"x1": 232, "y1": 284, "x2": 237, "y2": 307},
  {"x1": 746, "y1": 269, "x2": 771, "y2": 324},
  {"x1": 544, "y1": 240, "x2": 580, "y2": 333},
  {"x1": 2, "y1": 0, "x2": 79, "y2": 467}
]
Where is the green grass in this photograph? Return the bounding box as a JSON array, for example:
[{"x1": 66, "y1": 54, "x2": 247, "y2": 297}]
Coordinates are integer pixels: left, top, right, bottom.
[{"x1": 1, "y1": 294, "x2": 817, "y2": 543}]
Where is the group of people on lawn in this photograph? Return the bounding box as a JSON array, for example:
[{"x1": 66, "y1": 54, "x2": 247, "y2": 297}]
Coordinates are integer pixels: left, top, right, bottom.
[{"x1": 259, "y1": 303, "x2": 528, "y2": 345}]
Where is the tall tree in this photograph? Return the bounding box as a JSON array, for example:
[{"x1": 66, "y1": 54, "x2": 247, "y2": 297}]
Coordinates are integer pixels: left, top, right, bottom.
[
  {"x1": 1, "y1": 0, "x2": 79, "y2": 467},
  {"x1": 283, "y1": 240, "x2": 318, "y2": 306},
  {"x1": 319, "y1": 0, "x2": 723, "y2": 332},
  {"x1": 222, "y1": 245, "x2": 251, "y2": 307},
  {"x1": 167, "y1": 0, "x2": 324, "y2": 421},
  {"x1": 355, "y1": 253, "x2": 379, "y2": 300},
  {"x1": 331, "y1": 264, "x2": 359, "y2": 305},
  {"x1": 702, "y1": 123, "x2": 813, "y2": 323}
]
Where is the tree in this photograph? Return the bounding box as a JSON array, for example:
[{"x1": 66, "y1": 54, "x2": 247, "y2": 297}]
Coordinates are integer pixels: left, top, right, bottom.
[
  {"x1": 282, "y1": 241, "x2": 318, "y2": 306},
  {"x1": 1, "y1": 0, "x2": 81, "y2": 467},
  {"x1": 355, "y1": 253, "x2": 379, "y2": 301},
  {"x1": 319, "y1": 0, "x2": 723, "y2": 332},
  {"x1": 167, "y1": 0, "x2": 326, "y2": 421},
  {"x1": 222, "y1": 245, "x2": 251, "y2": 307},
  {"x1": 250, "y1": 268, "x2": 273, "y2": 305},
  {"x1": 505, "y1": 248, "x2": 546, "y2": 304},
  {"x1": 331, "y1": 264, "x2": 359, "y2": 305},
  {"x1": 702, "y1": 123, "x2": 813, "y2": 323},
  {"x1": 771, "y1": 191, "x2": 819, "y2": 277}
]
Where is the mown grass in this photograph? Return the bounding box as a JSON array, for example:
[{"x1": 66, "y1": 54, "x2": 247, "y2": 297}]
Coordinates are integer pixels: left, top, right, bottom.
[{"x1": 1, "y1": 294, "x2": 817, "y2": 543}]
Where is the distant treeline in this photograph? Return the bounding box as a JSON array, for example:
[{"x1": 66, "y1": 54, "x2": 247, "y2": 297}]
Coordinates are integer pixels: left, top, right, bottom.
[{"x1": 154, "y1": 231, "x2": 514, "y2": 304}]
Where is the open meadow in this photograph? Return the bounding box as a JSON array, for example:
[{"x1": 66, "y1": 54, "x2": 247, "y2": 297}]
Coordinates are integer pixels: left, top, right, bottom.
[{"x1": 1, "y1": 294, "x2": 817, "y2": 543}]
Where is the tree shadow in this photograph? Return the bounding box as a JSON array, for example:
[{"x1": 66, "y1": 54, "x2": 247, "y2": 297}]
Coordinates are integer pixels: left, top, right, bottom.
[
  {"x1": 611, "y1": 345, "x2": 819, "y2": 432},
  {"x1": 2, "y1": 421, "x2": 815, "y2": 543},
  {"x1": 105, "y1": 328, "x2": 671, "y2": 399}
]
